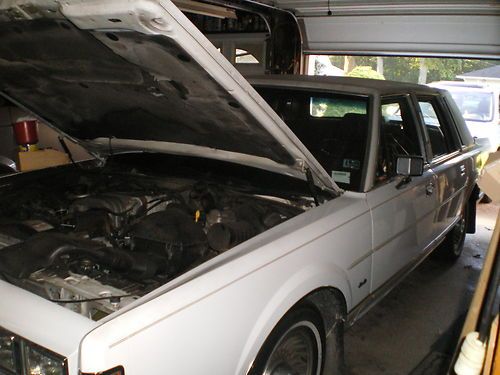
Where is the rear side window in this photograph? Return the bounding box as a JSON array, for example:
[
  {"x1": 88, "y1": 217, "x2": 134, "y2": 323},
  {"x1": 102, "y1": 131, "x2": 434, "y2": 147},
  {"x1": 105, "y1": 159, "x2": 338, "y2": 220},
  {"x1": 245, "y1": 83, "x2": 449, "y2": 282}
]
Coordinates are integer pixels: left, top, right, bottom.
[
  {"x1": 441, "y1": 94, "x2": 474, "y2": 147},
  {"x1": 417, "y1": 97, "x2": 461, "y2": 159},
  {"x1": 418, "y1": 101, "x2": 448, "y2": 158}
]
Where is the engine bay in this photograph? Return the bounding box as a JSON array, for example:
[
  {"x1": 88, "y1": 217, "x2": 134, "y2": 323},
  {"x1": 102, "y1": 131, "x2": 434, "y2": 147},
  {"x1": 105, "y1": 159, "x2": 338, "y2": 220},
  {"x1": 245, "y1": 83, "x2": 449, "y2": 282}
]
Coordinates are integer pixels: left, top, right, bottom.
[{"x1": 0, "y1": 159, "x2": 309, "y2": 320}]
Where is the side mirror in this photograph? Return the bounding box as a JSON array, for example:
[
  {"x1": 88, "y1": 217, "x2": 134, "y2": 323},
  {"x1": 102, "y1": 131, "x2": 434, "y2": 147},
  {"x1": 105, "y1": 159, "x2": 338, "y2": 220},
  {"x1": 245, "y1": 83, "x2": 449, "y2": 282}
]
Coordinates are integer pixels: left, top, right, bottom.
[{"x1": 396, "y1": 156, "x2": 424, "y2": 177}]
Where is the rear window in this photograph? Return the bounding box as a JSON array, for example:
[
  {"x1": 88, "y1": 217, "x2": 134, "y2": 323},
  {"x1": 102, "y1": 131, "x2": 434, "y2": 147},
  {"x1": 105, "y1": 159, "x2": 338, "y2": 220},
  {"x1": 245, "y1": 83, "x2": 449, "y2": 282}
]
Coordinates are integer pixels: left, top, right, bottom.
[{"x1": 310, "y1": 97, "x2": 368, "y2": 117}]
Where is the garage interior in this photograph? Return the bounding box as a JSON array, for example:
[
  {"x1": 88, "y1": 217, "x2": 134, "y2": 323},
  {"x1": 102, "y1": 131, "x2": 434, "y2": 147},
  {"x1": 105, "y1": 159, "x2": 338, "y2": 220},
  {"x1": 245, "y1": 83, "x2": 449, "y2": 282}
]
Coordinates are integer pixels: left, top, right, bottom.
[{"x1": 0, "y1": 1, "x2": 499, "y2": 374}]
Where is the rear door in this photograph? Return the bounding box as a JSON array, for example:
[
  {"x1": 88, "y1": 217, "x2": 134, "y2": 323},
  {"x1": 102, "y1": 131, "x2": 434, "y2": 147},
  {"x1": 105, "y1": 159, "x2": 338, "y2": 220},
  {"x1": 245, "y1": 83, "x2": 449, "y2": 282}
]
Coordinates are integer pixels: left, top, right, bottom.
[
  {"x1": 415, "y1": 95, "x2": 472, "y2": 238},
  {"x1": 367, "y1": 95, "x2": 437, "y2": 291}
]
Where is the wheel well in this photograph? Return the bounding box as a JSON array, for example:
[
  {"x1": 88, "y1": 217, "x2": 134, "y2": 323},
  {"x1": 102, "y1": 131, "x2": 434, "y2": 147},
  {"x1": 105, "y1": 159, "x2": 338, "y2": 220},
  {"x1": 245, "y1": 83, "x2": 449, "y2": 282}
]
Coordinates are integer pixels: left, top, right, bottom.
[
  {"x1": 302, "y1": 287, "x2": 347, "y2": 334},
  {"x1": 302, "y1": 287, "x2": 347, "y2": 374},
  {"x1": 247, "y1": 287, "x2": 348, "y2": 375}
]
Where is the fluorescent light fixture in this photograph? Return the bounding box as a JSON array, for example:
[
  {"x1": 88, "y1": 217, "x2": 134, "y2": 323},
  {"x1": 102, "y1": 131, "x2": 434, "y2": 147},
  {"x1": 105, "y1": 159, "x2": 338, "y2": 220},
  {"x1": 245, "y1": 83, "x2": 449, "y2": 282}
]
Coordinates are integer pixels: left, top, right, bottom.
[{"x1": 173, "y1": 0, "x2": 237, "y2": 19}]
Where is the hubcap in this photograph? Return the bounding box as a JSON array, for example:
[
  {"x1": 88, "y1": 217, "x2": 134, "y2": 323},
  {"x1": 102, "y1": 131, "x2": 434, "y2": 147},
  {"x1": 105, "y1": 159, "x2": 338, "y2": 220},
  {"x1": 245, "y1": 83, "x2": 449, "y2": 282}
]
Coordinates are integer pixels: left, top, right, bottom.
[{"x1": 263, "y1": 321, "x2": 322, "y2": 375}]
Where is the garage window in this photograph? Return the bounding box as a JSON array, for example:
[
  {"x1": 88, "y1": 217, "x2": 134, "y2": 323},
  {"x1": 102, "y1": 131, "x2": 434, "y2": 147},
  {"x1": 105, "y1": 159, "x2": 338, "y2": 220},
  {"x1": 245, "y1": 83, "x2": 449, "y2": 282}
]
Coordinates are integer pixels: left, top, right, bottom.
[{"x1": 306, "y1": 55, "x2": 498, "y2": 86}]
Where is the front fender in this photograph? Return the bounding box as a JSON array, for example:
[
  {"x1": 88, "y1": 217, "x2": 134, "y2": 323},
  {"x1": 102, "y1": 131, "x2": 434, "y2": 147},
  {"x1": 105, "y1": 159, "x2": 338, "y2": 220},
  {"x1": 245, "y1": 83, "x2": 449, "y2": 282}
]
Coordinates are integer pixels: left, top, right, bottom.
[{"x1": 235, "y1": 262, "x2": 351, "y2": 375}]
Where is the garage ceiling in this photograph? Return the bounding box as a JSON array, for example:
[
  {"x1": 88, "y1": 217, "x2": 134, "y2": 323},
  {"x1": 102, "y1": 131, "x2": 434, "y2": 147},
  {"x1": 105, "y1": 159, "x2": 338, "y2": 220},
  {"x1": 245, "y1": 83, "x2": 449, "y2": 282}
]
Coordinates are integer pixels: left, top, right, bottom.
[{"x1": 258, "y1": 0, "x2": 500, "y2": 58}]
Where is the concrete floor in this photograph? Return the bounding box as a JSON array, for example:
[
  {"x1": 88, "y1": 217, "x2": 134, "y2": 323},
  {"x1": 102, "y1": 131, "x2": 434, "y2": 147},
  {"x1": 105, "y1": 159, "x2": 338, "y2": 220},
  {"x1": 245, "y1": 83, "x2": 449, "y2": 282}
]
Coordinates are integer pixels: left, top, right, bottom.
[{"x1": 345, "y1": 202, "x2": 499, "y2": 375}]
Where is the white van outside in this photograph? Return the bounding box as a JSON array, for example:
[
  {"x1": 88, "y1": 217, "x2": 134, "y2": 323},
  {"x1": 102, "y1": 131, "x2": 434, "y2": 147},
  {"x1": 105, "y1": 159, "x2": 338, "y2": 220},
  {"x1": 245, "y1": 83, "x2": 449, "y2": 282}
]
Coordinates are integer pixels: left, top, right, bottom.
[{"x1": 429, "y1": 81, "x2": 500, "y2": 152}]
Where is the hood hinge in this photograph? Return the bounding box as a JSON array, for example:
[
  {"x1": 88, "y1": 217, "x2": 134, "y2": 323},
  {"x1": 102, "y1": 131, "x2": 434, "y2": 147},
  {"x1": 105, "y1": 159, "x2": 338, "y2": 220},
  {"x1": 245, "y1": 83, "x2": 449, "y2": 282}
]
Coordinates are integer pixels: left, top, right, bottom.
[{"x1": 305, "y1": 167, "x2": 321, "y2": 206}]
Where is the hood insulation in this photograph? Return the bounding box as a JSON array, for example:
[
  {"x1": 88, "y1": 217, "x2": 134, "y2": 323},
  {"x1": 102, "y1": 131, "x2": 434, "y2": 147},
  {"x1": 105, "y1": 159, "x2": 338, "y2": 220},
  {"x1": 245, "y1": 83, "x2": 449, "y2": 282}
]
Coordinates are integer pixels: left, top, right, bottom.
[{"x1": 0, "y1": 18, "x2": 294, "y2": 165}]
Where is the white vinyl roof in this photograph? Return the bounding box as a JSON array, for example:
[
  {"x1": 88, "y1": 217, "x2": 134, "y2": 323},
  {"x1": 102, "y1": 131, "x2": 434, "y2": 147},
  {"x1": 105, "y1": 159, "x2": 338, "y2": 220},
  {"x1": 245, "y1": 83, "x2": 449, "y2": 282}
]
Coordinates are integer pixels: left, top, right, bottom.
[{"x1": 262, "y1": 0, "x2": 500, "y2": 58}]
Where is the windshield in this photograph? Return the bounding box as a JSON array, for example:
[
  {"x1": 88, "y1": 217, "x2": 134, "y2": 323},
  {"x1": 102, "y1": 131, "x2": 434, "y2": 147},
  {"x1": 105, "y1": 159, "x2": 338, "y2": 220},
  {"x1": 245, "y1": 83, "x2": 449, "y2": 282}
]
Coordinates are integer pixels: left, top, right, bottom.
[
  {"x1": 255, "y1": 86, "x2": 370, "y2": 192},
  {"x1": 449, "y1": 91, "x2": 494, "y2": 122}
]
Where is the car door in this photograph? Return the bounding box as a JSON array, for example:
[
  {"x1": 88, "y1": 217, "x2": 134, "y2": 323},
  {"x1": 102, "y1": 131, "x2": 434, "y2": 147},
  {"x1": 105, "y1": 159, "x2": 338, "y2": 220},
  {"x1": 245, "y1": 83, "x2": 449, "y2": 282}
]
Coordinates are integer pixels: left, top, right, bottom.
[
  {"x1": 415, "y1": 95, "x2": 471, "y2": 239},
  {"x1": 367, "y1": 95, "x2": 438, "y2": 292}
]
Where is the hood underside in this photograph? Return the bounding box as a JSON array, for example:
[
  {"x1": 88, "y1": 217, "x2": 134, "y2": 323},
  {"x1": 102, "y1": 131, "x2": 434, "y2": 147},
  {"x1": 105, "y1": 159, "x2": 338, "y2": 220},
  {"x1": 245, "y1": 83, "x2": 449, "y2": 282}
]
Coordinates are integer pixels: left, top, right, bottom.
[{"x1": 0, "y1": 18, "x2": 294, "y2": 164}]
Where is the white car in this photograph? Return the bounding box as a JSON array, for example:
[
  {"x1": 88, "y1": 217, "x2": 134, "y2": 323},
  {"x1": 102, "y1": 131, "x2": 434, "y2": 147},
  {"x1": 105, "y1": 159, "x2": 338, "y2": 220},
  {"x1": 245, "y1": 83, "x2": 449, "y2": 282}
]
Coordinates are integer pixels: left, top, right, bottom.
[
  {"x1": 0, "y1": 1, "x2": 480, "y2": 375},
  {"x1": 429, "y1": 81, "x2": 500, "y2": 152}
]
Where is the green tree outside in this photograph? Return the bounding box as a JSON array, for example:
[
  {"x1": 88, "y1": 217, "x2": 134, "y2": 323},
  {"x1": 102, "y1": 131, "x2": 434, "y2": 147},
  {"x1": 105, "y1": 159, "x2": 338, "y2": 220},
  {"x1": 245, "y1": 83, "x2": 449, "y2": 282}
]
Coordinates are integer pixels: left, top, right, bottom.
[
  {"x1": 347, "y1": 66, "x2": 385, "y2": 80},
  {"x1": 327, "y1": 56, "x2": 497, "y2": 84}
]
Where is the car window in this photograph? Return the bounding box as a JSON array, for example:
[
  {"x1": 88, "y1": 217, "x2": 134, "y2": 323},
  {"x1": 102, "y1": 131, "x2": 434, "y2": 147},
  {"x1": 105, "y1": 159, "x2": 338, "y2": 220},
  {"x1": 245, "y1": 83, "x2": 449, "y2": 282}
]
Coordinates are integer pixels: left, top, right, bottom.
[
  {"x1": 310, "y1": 97, "x2": 367, "y2": 117},
  {"x1": 449, "y1": 91, "x2": 494, "y2": 122},
  {"x1": 255, "y1": 87, "x2": 370, "y2": 192},
  {"x1": 376, "y1": 97, "x2": 423, "y2": 185},
  {"x1": 440, "y1": 96, "x2": 468, "y2": 147},
  {"x1": 417, "y1": 97, "x2": 461, "y2": 159}
]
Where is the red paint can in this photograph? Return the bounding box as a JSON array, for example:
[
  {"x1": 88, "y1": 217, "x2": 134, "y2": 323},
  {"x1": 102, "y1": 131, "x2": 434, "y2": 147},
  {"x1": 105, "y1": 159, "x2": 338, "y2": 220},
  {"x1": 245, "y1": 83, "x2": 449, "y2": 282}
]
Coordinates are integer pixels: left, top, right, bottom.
[{"x1": 13, "y1": 120, "x2": 38, "y2": 146}]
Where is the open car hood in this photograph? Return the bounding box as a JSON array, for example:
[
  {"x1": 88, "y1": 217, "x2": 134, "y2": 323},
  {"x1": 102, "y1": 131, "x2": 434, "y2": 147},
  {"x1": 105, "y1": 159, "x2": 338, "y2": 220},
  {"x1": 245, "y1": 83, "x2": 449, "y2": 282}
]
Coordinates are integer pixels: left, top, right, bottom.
[{"x1": 0, "y1": 0, "x2": 339, "y2": 194}]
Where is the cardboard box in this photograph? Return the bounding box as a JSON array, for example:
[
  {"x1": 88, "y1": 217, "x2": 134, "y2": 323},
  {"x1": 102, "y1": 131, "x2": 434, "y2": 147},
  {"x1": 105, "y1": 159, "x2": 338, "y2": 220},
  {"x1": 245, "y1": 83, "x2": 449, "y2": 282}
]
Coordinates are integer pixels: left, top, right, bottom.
[
  {"x1": 17, "y1": 149, "x2": 70, "y2": 172},
  {"x1": 478, "y1": 151, "x2": 500, "y2": 203}
]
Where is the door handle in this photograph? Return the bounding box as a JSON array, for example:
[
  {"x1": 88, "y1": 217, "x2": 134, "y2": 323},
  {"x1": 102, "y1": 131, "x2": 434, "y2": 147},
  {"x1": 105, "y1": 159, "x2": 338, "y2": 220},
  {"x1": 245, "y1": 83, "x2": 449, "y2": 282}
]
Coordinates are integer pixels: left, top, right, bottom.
[
  {"x1": 459, "y1": 165, "x2": 466, "y2": 176},
  {"x1": 426, "y1": 182, "x2": 434, "y2": 196}
]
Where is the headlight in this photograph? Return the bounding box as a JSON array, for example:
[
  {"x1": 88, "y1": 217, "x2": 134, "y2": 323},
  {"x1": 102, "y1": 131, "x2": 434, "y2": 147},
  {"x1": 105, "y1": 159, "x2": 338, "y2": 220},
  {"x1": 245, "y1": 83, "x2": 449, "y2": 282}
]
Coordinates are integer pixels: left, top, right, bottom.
[{"x1": 0, "y1": 328, "x2": 67, "y2": 375}]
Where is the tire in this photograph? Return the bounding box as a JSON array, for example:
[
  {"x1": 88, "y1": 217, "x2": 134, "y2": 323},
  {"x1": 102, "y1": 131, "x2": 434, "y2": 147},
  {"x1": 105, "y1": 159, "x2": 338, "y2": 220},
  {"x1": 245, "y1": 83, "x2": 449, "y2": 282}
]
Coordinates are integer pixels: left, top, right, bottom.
[
  {"x1": 249, "y1": 307, "x2": 325, "y2": 375},
  {"x1": 433, "y1": 209, "x2": 467, "y2": 261}
]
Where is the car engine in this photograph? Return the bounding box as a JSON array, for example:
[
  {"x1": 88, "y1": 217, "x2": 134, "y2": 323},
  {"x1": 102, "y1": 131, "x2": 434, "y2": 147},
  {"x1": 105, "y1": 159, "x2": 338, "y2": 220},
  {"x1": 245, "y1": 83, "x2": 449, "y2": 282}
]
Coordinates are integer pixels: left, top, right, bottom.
[{"x1": 0, "y1": 170, "x2": 305, "y2": 320}]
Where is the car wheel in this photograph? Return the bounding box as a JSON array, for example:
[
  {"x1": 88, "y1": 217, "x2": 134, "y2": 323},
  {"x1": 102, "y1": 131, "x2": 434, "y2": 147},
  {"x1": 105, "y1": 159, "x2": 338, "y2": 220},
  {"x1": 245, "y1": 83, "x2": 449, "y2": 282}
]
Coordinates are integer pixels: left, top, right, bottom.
[
  {"x1": 434, "y1": 209, "x2": 467, "y2": 261},
  {"x1": 249, "y1": 307, "x2": 325, "y2": 375}
]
